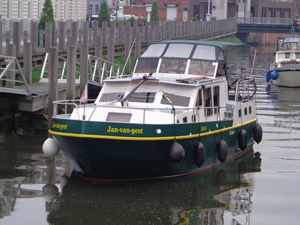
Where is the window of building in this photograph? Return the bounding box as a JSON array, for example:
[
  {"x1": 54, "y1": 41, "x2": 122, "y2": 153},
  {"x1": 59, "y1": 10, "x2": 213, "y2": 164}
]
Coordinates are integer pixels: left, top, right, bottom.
[
  {"x1": 95, "y1": 5, "x2": 99, "y2": 15},
  {"x1": 89, "y1": 4, "x2": 92, "y2": 15}
]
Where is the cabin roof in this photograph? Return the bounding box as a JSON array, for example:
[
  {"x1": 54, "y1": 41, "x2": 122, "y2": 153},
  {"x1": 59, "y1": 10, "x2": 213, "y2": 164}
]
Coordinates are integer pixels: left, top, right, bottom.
[{"x1": 153, "y1": 40, "x2": 254, "y2": 51}]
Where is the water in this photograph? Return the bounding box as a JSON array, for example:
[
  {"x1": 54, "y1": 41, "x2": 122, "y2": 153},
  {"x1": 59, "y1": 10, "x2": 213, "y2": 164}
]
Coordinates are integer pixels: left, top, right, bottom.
[{"x1": 1, "y1": 45, "x2": 300, "y2": 225}]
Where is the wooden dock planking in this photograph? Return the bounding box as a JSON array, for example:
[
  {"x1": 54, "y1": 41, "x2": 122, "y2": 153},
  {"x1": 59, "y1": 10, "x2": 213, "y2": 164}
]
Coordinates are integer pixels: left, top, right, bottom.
[{"x1": 0, "y1": 81, "x2": 81, "y2": 112}]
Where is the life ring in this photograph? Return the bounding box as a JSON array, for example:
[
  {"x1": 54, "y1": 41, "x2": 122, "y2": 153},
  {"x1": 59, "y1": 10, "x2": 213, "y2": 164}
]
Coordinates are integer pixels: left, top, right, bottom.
[
  {"x1": 167, "y1": 141, "x2": 185, "y2": 163},
  {"x1": 238, "y1": 129, "x2": 247, "y2": 150},
  {"x1": 216, "y1": 140, "x2": 228, "y2": 163},
  {"x1": 253, "y1": 124, "x2": 263, "y2": 144},
  {"x1": 193, "y1": 142, "x2": 205, "y2": 167}
]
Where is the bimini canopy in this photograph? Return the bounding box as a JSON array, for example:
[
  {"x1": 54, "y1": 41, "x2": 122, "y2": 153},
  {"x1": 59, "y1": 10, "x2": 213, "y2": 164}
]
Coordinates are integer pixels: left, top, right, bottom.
[
  {"x1": 135, "y1": 40, "x2": 254, "y2": 78},
  {"x1": 276, "y1": 35, "x2": 300, "y2": 51},
  {"x1": 140, "y1": 40, "x2": 253, "y2": 62}
]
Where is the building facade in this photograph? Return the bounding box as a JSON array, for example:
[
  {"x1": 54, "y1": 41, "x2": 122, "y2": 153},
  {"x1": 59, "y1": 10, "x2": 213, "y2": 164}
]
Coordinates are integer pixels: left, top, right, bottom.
[
  {"x1": 0, "y1": 0, "x2": 87, "y2": 21},
  {"x1": 124, "y1": 0, "x2": 299, "y2": 22}
]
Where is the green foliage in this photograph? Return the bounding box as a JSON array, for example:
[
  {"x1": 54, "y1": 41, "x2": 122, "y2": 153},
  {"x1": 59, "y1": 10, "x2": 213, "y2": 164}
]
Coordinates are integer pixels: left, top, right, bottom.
[
  {"x1": 32, "y1": 66, "x2": 42, "y2": 83},
  {"x1": 128, "y1": 17, "x2": 136, "y2": 26},
  {"x1": 192, "y1": 17, "x2": 198, "y2": 21},
  {"x1": 98, "y1": 0, "x2": 111, "y2": 27},
  {"x1": 42, "y1": 0, "x2": 54, "y2": 19},
  {"x1": 150, "y1": 0, "x2": 160, "y2": 22},
  {"x1": 212, "y1": 17, "x2": 217, "y2": 20},
  {"x1": 38, "y1": 0, "x2": 55, "y2": 30},
  {"x1": 38, "y1": 13, "x2": 54, "y2": 30},
  {"x1": 212, "y1": 37, "x2": 242, "y2": 43}
]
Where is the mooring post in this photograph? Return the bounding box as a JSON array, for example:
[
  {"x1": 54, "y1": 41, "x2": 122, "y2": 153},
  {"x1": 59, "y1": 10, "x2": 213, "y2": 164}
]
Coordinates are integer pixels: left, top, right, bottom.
[
  {"x1": 0, "y1": 21, "x2": 3, "y2": 54},
  {"x1": 102, "y1": 21, "x2": 107, "y2": 47},
  {"x1": 71, "y1": 21, "x2": 78, "y2": 47},
  {"x1": 66, "y1": 45, "x2": 76, "y2": 101},
  {"x1": 31, "y1": 21, "x2": 38, "y2": 54},
  {"x1": 48, "y1": 47, "x2": 58, "y2": 129},
  {"x1": 7, "y1": 43, "x2": 15, "y2": 88},
  {"x1": 45, "y1": 22, "x2": 53, "y2": 52},
  {"x1": 135, "y1": 32, "x2": 141, "y2": 59},
  {"x1": 12, "y1": 22, "x2": 21, "y2": 56},
  {"x1": 24, "y1": 42, "x2": 32, "y2": 84},
  {"x1": 107, "y1": 33, "x2": 115, "y2": 66},
  {"x1": 58, "y1": 21, "x2": 66, "y2": 51},
  {"x1": 125, "y1": 30, "x2": 132, "y2": 74},
  {"x1": 80, "y1": 44, "x2": 88, "y2": 95},
  {"x1": 82, "y1": 21, "x2": 89, "y2": 46}
]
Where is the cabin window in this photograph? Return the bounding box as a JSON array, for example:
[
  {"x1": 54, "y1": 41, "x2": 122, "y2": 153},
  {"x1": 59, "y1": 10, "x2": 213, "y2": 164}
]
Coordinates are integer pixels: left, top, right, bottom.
[
  {"x1": 135, "y1": 58, "x2": 159, "y2": 73},
  {"x1": 163, "y1": 44, "x2": 194, "y2": 58},
  {"x1": 141, "y1": 44, "x2": 166, "y2": 57},
  {"x1": 99, "y1": 93, "x2": 124, "y2": 102},
  {"x1": 203, "y1": 87, "x2": 212, "y2": 116},
  {"x1": 217, "y1": 63, "x2": 225, "y2": 76},
  {"x1": 249, "y1": 106, "x2": 252, "y2": 114},
  {"x1": 192, "y1": 45, "x2": 216, "y2": 60},
  {"x1": 183, "y1": 117, "x2": 188, "y2": 123},
  {"x1": 159, "y1": 58, "x2": 188, "y2": 74},
  {"x1": 189, "y1": 60, "x2": 216, "y2": 77},
  {"x1": 129, "y1": 92, "x2": 156, "y2": 103},
  {"x1": 106, "y1": 112, "x2": 132, "y2": 122},
  {"x1": 244, "y1": 107, "x2": 248, "y2": 115},
  {"x1": 213, "y1": 86, "x2": 220, "y2": 114},
  {"x1": 161, "y1": 92, "x2": 190, "y2": 107},
  {"x1": 285, "y1": 52, "x2": 290, "y2": 59},
  {"x1": 196, "y1": 89, "x2": 203, "y2": 107}
]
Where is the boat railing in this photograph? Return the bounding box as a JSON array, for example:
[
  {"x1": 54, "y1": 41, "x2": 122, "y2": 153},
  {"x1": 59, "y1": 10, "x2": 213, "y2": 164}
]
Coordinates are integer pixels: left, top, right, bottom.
[
  {"x1": 88, "y1": 55, "x2": 121, "y2": 85},
  {"x1": 52, "y1": 100, "x2": 230, "y2": 122}
]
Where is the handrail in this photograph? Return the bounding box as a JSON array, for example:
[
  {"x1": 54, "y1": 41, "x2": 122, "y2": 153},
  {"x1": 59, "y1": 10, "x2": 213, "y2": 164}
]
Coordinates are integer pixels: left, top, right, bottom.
[
  {"x1": 237, "y1": 17, "x2": 294, "y2": 26},
  {"x1": 0, "y1": 55, "x2": 31, "y2": 95},
  {"x1": 52, "y1": 99, "x2": 229, "y2": 122}
]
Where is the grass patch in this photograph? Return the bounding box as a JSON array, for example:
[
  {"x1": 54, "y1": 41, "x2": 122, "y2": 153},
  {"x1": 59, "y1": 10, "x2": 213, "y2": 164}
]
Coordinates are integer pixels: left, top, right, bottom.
[{"x1": 212, "y1": 37, "x2": 242, "y2": 43}]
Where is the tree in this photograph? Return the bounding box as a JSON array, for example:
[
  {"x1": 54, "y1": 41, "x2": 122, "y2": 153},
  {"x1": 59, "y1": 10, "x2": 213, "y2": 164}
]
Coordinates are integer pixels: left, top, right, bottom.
[
  {"x1": 150, "y1": 0, "x2": 160, "y2": 22},
  {"x1": 38, "y1": 0, "x2": 55, "y2": 30},
  {"x1": 98, "y1": 0, "x2": 111, "y2": 27}
]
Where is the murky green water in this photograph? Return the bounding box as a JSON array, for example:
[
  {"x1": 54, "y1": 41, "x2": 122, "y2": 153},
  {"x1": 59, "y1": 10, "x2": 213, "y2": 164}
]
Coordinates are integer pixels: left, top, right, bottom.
[{"x1": 0, "y1": 45, "x2": 299, "y2": 225}]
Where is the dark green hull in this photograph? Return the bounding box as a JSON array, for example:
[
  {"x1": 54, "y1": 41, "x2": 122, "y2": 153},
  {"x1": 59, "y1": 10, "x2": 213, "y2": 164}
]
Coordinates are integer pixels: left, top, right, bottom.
[{"x1": 50, "y1": 118, "x2": 258, "y2": 182}]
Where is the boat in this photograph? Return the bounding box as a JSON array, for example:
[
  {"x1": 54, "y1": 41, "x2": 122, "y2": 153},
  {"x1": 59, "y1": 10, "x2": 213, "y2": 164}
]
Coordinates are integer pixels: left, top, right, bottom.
[
  {"x1": 46, "y1": 150, "x2": 262, "y2": 224},
  {"x1": 267, "y1": 35, "x2": 300, "y2": 87},
  {"x1": 44, "y1": 40, "x2": 262, "y2": 183}
]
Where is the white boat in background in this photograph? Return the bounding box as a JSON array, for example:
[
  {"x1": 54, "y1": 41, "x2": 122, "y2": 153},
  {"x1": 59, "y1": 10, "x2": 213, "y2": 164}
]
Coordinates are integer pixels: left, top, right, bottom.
[{"x1": 267, "y1": 35, "x2": 300, "y2": 87}]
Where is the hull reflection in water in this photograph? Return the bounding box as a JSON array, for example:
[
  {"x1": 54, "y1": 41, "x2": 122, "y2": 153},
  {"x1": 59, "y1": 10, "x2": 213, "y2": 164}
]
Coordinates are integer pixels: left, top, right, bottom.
[{"x1": 46, "y1": 149, "x2": 261, "y2": 225}]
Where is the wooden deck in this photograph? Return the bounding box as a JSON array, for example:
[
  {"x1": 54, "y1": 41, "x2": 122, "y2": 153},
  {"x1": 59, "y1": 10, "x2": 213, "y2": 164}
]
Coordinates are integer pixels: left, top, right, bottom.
[{"x1": 0, "y1": 81, "x2": 81, "y2": 112}]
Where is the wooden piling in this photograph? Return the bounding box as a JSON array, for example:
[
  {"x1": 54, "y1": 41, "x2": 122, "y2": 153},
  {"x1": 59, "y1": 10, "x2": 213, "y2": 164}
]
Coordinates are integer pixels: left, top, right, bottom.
[
  {"x1": 0, "y1": 21, "x2": 3, "y2": 54},
  {"x1": 48, "y1": 47, "x2": 58, "y2": 128},
  {"x1": 24, "y1": 42, "x2": 32, "y2": 84},
  {"x1": 66, "y1": 45, "x2": 76, "y2": 101},
  {"x1": 12, "y1": 22, "x2": 21, "y2": 56},
  {"x1": 7, "y1": 43, "x2": 15, "y2": 88},
  {"x1": 71, "y1": 21, "x2": 78, "y2": 47},
  {"x1": 31, "y1": 21, "x2": 38, "y2": 54},
  {"x1": 58, "y1": 21, "x2": 66, "y2": 51},
  {"x1": 135, "y1": 32, "x2": 141, "y2": 59},
  {"x1": 80, "y1": 44, "x2": 88, "y2": 95},
  {"x1": 82, "y1": 21, "x2": 89, "y2": 46},
  {"x1": 45, "y1": 22, "x2": 53, "y2": 52}
]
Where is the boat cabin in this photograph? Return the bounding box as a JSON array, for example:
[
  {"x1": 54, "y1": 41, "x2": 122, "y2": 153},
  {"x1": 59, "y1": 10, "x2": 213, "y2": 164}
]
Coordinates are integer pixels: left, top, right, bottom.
[{"x1": 91, "y1": 41, "x2": 254, "y2": 124}]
